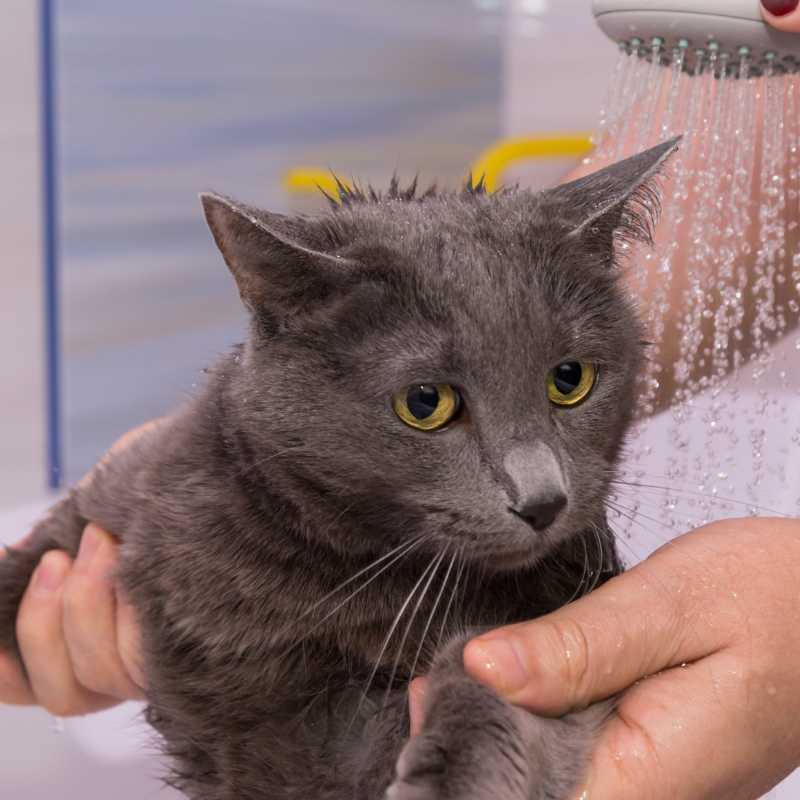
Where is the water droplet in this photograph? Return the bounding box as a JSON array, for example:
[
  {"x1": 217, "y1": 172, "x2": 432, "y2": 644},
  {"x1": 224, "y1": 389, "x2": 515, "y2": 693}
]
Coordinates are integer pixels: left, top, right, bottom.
[{"x1": 594, "y1": 61, "x2": 799, "y2": 541}]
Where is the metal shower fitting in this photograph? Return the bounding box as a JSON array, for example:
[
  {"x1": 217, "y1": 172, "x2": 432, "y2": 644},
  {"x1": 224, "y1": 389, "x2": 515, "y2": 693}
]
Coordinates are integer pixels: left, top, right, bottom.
[{"x1": 593, "y1": 0, "x2": 800, "y2": 74}]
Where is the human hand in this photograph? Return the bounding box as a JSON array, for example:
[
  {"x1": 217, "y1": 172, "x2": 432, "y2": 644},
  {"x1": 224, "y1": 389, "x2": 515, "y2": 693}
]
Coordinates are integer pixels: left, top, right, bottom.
[
  {"x1": 453, "y1": 518, "x2": 800, "y2": 799},
  {"x1": 0, "y1": 422, "x2": 156, "y2": 715},
  {"x1": 761, "y1": 1, "x2": 800, "y2": 31},
  {"x1": 0, "y1": 525, "x2": 144, "y2": 715}
]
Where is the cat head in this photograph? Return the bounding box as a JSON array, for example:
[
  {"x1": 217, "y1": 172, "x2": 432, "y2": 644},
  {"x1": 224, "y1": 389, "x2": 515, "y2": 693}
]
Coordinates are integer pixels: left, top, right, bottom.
[{"x1": 202, "y1": 138, "x2": 678, "y2": 573}]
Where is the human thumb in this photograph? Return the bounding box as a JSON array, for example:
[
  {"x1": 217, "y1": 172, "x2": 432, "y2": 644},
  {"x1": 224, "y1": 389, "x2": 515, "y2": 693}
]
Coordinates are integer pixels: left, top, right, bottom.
[{"x1": 462, "y1": 549, "x2": 729, "y2": 716}]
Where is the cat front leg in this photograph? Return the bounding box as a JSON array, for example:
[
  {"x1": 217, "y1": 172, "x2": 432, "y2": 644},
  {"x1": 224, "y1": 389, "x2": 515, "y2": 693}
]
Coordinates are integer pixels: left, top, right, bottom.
[
  {"x1": 389, "y1": 673, "x2": 532, "y2": 800},
  {"x1": 385, "y1": 635, "x2": 612, "y2": 800}
]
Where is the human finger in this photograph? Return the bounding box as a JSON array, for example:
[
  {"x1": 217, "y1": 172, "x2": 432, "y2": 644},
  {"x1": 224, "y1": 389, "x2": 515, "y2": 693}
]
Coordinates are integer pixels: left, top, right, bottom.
[
  {"x1": 761, "y1": 0, "x2": 800, "y2": 31},
  {"x1": 62, "y1": 524, "x2": 144, "y2": 700},
  {"x1": 16, "y1": 550, "x2": 117, "y2": 716},
  {"x1": 115, "y1": 587, "x2": 145, "y2": 691},
  {"x1": 408, "y1": 677, "x2": 429, "y2": 736}
]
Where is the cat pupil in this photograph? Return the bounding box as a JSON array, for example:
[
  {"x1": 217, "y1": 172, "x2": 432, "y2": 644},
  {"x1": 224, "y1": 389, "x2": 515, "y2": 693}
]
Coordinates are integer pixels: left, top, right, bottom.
[
  {"x1": 554, "y1": 363, "x2": 582, "y2": 394},
  {"x1": 407, "y1": 385, "x2": 439, "y2": 419}
]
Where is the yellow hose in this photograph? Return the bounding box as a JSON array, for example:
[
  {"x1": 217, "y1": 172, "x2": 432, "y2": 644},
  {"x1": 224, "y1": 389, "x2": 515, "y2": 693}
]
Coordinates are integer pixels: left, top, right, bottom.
[
  {"x1": 468, "y1": 134, "x2": 593, "y2": 192},
  {"x1": 282, "y1": 169, "x2": 351, "y2": 198},
  {"x1": 282, "y1": 134, "x2": 594, "y2": 199}
]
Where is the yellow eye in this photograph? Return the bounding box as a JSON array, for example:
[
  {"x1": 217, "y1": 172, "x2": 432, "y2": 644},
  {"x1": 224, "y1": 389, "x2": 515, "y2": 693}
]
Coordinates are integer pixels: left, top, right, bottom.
[
  {"x1": 393, "y1": 383, "x2": 462, "y2": 431},
  {"x1": 547, "y1": 362, "x2": 597, "y2": 407}
]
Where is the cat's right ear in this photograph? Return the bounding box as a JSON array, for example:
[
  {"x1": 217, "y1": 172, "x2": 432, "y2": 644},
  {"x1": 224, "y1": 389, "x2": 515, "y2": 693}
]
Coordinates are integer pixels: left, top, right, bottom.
[{"x1": 200, "y1": 192, "x2": 356, "y2": 314}]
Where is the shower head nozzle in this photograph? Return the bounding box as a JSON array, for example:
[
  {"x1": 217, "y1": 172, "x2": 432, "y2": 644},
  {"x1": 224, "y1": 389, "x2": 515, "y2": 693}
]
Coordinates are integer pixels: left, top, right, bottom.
[{"x1": 593, "y1": 0, "x2": 800, "y2": 74}]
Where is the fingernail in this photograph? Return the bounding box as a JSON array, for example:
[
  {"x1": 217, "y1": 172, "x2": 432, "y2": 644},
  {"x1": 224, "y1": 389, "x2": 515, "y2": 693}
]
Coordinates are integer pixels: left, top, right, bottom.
[
  {"x1": 762, "y1": 0, "x2": 799, "y2": 16},
  {"x1": 76, "y1": 525, "x2": 104, "y2": 566},
  {"x1": 33, "y1": 554, "x2": 67, "y2": 594},
  {"x1": 464, "y1": 637, "x2": 529, "y2": 694}
]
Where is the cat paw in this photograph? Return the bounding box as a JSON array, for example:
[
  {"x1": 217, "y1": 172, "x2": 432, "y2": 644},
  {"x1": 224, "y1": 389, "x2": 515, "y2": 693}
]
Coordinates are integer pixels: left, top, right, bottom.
[
  {"x1": 385, "y1": 717, "x2": 529, "y2": 800},
  {"x1": 385, "y1": 734, "x2": 447, "y2": 800}
]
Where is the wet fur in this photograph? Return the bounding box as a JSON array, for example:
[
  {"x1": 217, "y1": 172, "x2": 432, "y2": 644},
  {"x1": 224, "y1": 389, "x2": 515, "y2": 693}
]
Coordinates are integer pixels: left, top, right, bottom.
[{"x1": 0, "y1": 141, "x2": 678, "y2": 799}]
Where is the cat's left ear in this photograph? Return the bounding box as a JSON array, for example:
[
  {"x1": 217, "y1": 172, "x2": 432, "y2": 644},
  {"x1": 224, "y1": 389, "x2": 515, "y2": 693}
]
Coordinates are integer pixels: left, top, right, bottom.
[{"x1": 553, "y1": 136, "x2": 681, "y2": 250}]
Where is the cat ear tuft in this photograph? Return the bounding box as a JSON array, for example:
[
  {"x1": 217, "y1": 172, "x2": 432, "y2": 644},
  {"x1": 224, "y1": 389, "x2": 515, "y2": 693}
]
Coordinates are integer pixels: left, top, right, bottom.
[
  {"x1": 200, "y1": 192, "x2": 355, "y2": 313},
  {"x1": 556, "y1": 136, "x2": 681, "y2": 253}
]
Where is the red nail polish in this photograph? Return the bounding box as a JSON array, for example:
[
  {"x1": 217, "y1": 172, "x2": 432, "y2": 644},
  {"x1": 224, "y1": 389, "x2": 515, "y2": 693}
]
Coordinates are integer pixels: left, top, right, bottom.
[{"x1": 762, "y1": 0, "x2": 799, "y2": 16}]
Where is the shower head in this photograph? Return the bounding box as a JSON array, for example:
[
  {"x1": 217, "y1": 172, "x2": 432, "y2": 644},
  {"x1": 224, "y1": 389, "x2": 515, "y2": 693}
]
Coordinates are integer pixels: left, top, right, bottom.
[{"x1": 593, "y1": 0, "x2": 800, "y2": 74}]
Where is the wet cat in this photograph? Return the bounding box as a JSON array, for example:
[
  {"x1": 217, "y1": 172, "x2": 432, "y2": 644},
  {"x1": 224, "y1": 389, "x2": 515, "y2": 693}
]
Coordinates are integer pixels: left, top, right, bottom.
[{"x1": 0, "y1": 138, "x2": 678, "y2": 800}]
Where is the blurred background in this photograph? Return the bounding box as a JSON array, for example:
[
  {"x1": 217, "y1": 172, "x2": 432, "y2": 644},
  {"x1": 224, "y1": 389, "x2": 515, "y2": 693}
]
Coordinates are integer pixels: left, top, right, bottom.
[{"x1": 0, "y1": 0, "x2": 617, "y2": 796}]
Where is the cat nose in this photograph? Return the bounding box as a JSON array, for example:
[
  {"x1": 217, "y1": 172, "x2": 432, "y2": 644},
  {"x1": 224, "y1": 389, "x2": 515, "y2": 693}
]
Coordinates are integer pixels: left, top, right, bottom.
[
  {"x1": 511, "y1": 491, "x2": 567, "y2": 531},
  {"x1": 503, "y1": 443, "x2": 568, "y2": 531}
]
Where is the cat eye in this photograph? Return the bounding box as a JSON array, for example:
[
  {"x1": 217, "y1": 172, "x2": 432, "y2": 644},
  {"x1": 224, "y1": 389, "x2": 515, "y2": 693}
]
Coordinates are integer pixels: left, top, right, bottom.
[
  {"x1": 393, "y1": 383, "x2": 462, "y2": 431},
  {"x1": 547, "y1": 361, "x2": 597, "y2": 407}
]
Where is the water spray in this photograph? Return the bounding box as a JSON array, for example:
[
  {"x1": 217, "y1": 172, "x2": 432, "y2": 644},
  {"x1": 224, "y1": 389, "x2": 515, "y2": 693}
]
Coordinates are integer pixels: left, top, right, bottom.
[
  {"x1": 587, "y1": 0, "x2": 800, "y2": 538},
  {"x1": 593, "y1": 0, "x2": 800, "y2": 74}
]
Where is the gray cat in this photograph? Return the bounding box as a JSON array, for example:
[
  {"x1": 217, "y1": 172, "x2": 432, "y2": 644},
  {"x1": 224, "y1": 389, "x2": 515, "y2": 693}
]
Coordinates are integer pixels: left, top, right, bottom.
[{"x1": 0, "y1": 138, "x2": 678, "y2": 800}]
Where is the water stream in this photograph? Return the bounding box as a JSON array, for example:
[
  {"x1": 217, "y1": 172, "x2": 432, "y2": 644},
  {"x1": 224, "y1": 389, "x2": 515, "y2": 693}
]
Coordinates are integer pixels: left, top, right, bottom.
[{"x1": 587, "y1": 45, "x2": 800, "y2": 545}]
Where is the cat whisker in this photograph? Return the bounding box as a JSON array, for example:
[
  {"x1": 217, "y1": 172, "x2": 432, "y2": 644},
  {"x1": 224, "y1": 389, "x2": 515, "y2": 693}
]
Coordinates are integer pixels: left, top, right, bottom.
[
  {"x1": 605, "y1": 513, "x2": 715, "y2": 613},
  {"x1": 407, "y1": 549, "x2": 457, "y2": 687},
  {"x1": 611, "y1": 476, "x2": 792, "y2": 517},
  {"x1": 436, "y1": 548, "x2": 467, "y2": 652},
  {"x1": 605, "y1": 498, "x2": 674, "y2": 548},
  {"x1": 609, "y1": 487, "x2": 741, "y2": 526},
  {"x1": 607, "y1": 498, "x2": 682, "y2": 540},
  {"x1": 605, "y1": 497, "x2": 732, "y2": 584},
  {"x1": 283, "y1": 536, "x2": 425, "y2": 656},
  {"x1": 609, "y1": 490, "x2": 778, "y2": 574},
  {"x1": 297, "y1": 534, "x2": 424, "y2": 624},
  {"x1": 588, "y1": 523, "x2": 607, "y2": 594},
  {"x1": 351, "y1": 552, "x2": 443, "y2": 728},
  {"x1": 381, "y1": 550, "x2": 447, "y2": 711},
  {"x1": 607, "y1": 496, "x2": 761, "y2": 582},
  {"x1": 604, "y1": 500, "x2": 666, "y2": 562},
  {"x1": 565, "y1": 532, "x2": 590, "y2": 604}
]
